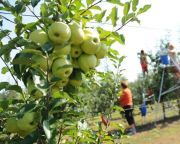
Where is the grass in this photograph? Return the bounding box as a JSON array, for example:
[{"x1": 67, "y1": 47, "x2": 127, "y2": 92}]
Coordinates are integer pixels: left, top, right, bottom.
[
  {"x1": 122, "y1": 120, "x2": 180, "y2": 144},
  {"x1": 88, "y1": 101, "x2": 180, "y2": 144}
]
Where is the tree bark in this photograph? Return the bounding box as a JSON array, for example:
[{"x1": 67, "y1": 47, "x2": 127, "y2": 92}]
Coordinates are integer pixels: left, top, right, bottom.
[{"x1": 162, "y1": 101, "x2": 166, "y2": 120}]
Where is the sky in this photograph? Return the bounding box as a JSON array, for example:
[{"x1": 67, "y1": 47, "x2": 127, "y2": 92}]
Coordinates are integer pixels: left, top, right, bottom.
[
  {"x1": 114, "y1": 0, "x2": 180, "y2": 81},
  {"x1": 0, "y1": 0, "x2": 180, "y2": 84}
]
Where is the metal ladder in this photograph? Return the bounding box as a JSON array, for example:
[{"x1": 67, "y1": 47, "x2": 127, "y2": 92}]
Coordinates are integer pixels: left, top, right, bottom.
[{"x1": 158, "y1": 53, "x2": 180, "y2": 103}]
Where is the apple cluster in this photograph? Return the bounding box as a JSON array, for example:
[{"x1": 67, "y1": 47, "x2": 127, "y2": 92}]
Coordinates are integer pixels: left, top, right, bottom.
[
  {"x1": 5, "y1": 112, "x2": 38, "y2": 137},
  {"x1": 28, "y1": 21, "x2": 108, "y2": 97}
]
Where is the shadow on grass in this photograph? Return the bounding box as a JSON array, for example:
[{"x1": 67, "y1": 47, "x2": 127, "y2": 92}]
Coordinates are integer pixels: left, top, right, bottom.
[
  {"x1": 134, "y1": 115, "x2": 179, "y2": 133},
  {"x1": 108, "y1": 115, "x2": 180, "y2": 135}
]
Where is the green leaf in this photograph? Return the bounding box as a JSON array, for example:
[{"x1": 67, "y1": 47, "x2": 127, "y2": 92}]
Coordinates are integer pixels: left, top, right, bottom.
[
  {"x1": 15, "y1": 23, "x2": 24, "y2": 36},
  {"x1": 40, "y1": 3, "x2": 48, "y2": 17},
  {"x1": 6, "y1": 85, "x2": 23, "y2": 94},
  {"x1": 104, "y1": 135, "x2": 113, "y2": 141},
  {"x1": 106, "y1": 7, "x2": 118, "y2": 26},
  {"x1": 137, "y1": 4, "x2": 151, "y2": 15},
  {"x1": 31, "y1": 0, "x2": 40, "y2": 7},
  {"x1": 0, "y1": 30, "x2": 11, "y2": 40},
  {"x1": 111, "y1": 7, "x2": 118, "y2": 26},
  {"x1": 12, "y1": 53, "x2": 29, "y2": 79},
  {"x1": 52, "y1": 91, "x2": 76, "y2": 103},
  {"x1": 1, "y1": 67, "x2": 8, "y2": 74},
  {"x1": 108, "y1": 49, "x2": 120, "y2": 60},
  {"x1": 0, "y1": 107, "x2": 3, "y2": 112},
  {"x1": 111, "y1": 32, "x2": 125, "y2": 45},
  {"x1": 21, "y1": 49, "x2": 42, "y2": 55},
  {"x1": 0, "y1": 45, "x2": 9, "y2": 57},
  {"x1": 109, "y1": 48, "x2": 119, "y2": 56},
  {"x1": 107, "y1": 0, "x2": 124, "y2": 6},
  {"x1": 106, "y1": 7, "x2": 117, "y2": 26},
  {"x1": 132, "y1": 0, "x2": 139, "y2": 11},
  {"x1": 123, "y1": 2, "x2": 130, "y2": 16},
  {"x1": 94, "y1": 10, "x2": 106, "y2": 22},
  {"x1": 132, "y1": 17, "x2": 140, "y2": 24},
  {"x1": 43, "y1": 120, "x2": 51, "y2": 140},
  {"x1": 42, "y1": 42, "x2": 53, "y2": 52},
  {"x1": 91, "y1": 5, "x2": 101, "y2": 11},
  {"x1": 12, "y1": 56, "x2": 33, "y2": 65},
  {"x1": 86, "y1": 0, "x2": 95, "y2": 6},
  {"x1": 72, "y1": 0, "x2": 85, "y2": 9},
  {"x1": 60, "y1": 0, "x2": 70, "y2": 5},
  {"x1": 58, "y1": 5, "x2": 68, "y2": 13},
  {"x1": 0, "y1": 82, "x2": 9, "y2": 91},
  {"x1": 24, "y1": 22, "x2": 37, "y2": 31},
  {"x1": 18, "y1": 132, "x2": 38, "y2": 144},
  {"x1": 119, "y1": 56, "x2": 126, "y2": 63},
  {"x1": 97, "y1": 27, "x2": 111, "y2": 39},
  {"x1": 121, "y1": 13, "x2": 135, "y2": 25},
  {"x1": 14, "y1": 2, "x2": 26, "y2": 14}
]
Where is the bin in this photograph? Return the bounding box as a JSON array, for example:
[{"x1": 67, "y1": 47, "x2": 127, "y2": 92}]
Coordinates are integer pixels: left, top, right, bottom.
[
  {"x1": 140, "y1": 104, "x2": 147, "y2": 116},
  {"x1": 160, "y1": 55, "x2": 169, "y2": 65}
]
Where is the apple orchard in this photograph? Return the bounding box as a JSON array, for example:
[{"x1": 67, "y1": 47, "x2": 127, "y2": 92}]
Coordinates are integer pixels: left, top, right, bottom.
[{"x1": 0, "y1": 0, "x2": 150, "y2": 143}]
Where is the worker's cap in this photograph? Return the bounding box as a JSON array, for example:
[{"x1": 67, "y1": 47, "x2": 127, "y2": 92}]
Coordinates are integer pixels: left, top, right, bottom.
[{"x1": 120, "y1": 80, "x2": 128, "y2": 87}]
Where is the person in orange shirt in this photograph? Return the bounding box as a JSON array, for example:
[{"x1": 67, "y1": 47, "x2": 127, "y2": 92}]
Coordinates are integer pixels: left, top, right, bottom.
[{"x1": 119, "y1": 81, "x2": 136, "y2": 135}]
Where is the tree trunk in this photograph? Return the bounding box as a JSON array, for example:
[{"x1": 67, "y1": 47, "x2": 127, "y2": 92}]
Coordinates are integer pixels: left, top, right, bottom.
[
  {"x1": 176, "y1": 97, "x2": 180, "y2": 116},
  {"x1": 175, "y1": 89, "x2": 180, "y2": 116},
  {"x1": 162, "y1": 102, "x2": 166, "y2": 120}
]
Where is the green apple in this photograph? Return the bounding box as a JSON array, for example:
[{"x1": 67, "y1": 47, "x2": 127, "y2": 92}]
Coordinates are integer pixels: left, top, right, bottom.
[
  {"x1": 78, "y1": 54, "x2": 97, "y2": 72},
  {"x1": 95, "y1": 43, "x2": 108, "y2": 59},
  {"x1": 22, "y1": 112, "x2": 37, "y2": 123},
  {"x1": 17, "y1": 112, "x2": 38, "y2": 132},
  {"x1": 53, "y1": 44, "x2": 71, "y2": 56},
  {"x1": 51, "y1": 86, "x2": 61, "y2": 98},
  {"x1": 55, "y1": 78, "x2": 69, "y2": 87},
  {"x1": 48, "y1": 22, "x2": 71, "y2": 44},
  {"x1": 71, "y1": 58, "x2": 79, "y2": 68},
  {"x1": 69, "y1": 79, "x2": 82, "y2": 87},
  {"x1": 70, "y1": 45, "x2": 82, "y2": 58},
  {"x1": 31, "y1": 89, "x2": 43, "y2": 99},
  {"x1": 81, "y1": 32, "x2": 100, "y2": 55},
  {"x1": 29, "y1": 30, "x2": 48, "y2": 46},
  {"x1": 69, "y1": 21, "x2": 84, "y2": 45},
  {"x1": 5, "y1": 118, "x2": 19, "y2": 133},
  {"x1": 17, "y1": 119, "x2": 37, "y2": 132},
  {"x1": 52, "y1": 57, "x2": 73, "y2": 79},
  {"x1": 69, "y1": 69, "x2": 83, "y2": 87}
]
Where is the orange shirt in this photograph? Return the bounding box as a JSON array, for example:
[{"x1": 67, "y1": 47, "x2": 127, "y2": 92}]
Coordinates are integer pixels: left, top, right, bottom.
[{"x1": 119, "y1": 88, "x2": 133, "y2": 107}]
